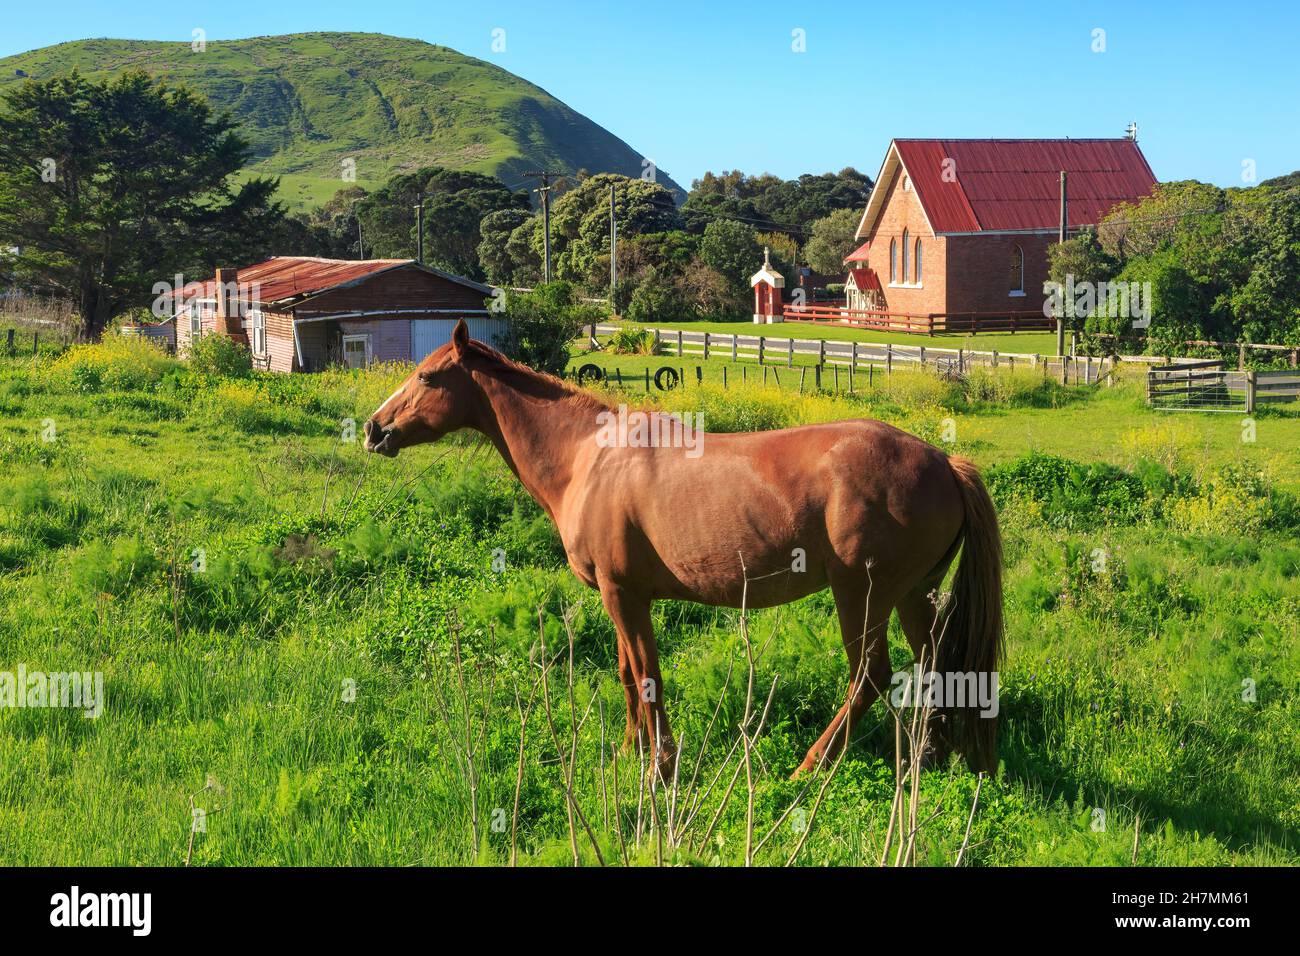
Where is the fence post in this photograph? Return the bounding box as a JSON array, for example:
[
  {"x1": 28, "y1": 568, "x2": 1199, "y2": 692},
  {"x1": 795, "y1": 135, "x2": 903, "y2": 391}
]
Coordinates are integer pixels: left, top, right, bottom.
[
  {"x1": 958, "y1": 348, "x2": 964, "y2": 374},
  {"x1": 799, "y1": 367, "x2": 807, "y2": 393},
  {"x1": 1246, "y1": 370, "x2": 1256, "y2": 413},
  {"x1": 852, "y1": 341, "x2": 859, "y2": 370},
  {"x1": 991, "y1": 349, "x2": 998, "y2": 369},
  {"x1": 787, "y1": 338, "x2": 794, "y2": 368},
  {"x1": 731, "y1": 334, "x2": 738, "y2": 362},
  {"x1": 1238, "y1": 342, "x2": 1246, "y2": 371},
  {"x1": 919, "y1": 345, "x2": 926, "y2": 367},
  {"x1": 886, "y1": 343, "x2": 893, "y2": 374},
  {"x1": 1070, "y1": 332, "x2": 1078, "y2": 357},
  {"x1": 818, "y1": 339, "x2": 825, "y2": 367},
  {"x1": 758, "y1": 336, "x2": 765, "y2": 365},
  {"x1": 703, "y1": 332, "x2": 710, "y2": 361},
  {"x1": 723, "y1": 365, "x2": 728, "y2": 389}
]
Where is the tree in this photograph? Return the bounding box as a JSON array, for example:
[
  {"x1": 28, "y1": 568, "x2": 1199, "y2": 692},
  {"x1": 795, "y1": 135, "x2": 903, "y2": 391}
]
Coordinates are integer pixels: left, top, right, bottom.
[
  {"x1": 0, "y1": 70, "x2": 284, "y2": 341},
  {"x1": 477, "y1": 208, "x2": 534, "y2": 286},
  {"x1": 803, "y1": 208, "x2": 862, "y2": 275},
  {"x1": 357, "y1": 166, "x2": 528, "y2": 278},
  {"x1": 546, "y1": 173, "x2": 681, "y2": 290},
  {"x1": 682, "y1": 167, "x2": 873, "y2": 240},
  {"x1": 499, "y1": 281, "x2": 602, "y2": 375},
  {"x1": 698, "y1": 219, "x2": 762, "y2": 294}
]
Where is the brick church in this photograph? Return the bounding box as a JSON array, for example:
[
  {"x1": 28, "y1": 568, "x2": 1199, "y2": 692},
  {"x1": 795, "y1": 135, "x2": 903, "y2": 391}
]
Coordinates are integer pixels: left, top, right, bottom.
[{"x1": 843, "y1": 137, "x2": 1157, "y2": 319}]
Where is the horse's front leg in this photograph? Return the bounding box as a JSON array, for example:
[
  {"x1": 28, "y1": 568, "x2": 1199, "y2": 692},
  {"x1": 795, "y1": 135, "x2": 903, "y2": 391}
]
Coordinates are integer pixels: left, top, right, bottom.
[
  {"x1": 599, "y1": 580, "x2": 676, "y2": 780},
  {"x1": 616, "y1": 637, "x2": 642, "y2": 751}
]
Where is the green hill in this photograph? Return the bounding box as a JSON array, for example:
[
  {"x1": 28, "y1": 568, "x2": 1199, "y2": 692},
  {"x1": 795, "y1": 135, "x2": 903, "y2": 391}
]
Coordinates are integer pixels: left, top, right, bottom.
[{"x1": 0, "y1": 32, "x2": 683, "y2": 210}]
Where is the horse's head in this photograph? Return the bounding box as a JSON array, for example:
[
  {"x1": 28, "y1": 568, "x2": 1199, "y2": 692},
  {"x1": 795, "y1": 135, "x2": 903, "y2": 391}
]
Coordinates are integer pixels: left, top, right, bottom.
[{"x1": 363, "y1": 319, "x2": 478, "y2": 457}]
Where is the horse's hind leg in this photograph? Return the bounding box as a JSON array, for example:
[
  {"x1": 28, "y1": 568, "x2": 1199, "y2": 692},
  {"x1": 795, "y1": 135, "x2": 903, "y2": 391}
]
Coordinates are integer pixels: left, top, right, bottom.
[
  {"x1": 896, "y1": 584, "x2": 953, "y2": 766},
  {"x1": 793, "y1": 574, "x2": 894, "y2": 778}
]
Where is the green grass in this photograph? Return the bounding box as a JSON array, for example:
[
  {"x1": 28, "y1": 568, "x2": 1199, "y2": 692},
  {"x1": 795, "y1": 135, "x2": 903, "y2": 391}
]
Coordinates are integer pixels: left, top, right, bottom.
[
  {"x1": 0, "y1": 33, "x2": 684, "y2": 207},
  {"x1": 1, "y1": 338, "x2": 1297, "y2": 865}
]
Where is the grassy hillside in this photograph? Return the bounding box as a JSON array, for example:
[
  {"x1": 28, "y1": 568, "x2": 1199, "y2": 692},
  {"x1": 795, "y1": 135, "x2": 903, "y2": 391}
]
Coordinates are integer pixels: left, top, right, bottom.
[
  {"x1": 1, "y1": 337, "x2": 1297, "y2": 865},
  {"x1": 0, "y1": 32, "x2": 682, "y2": 211}
]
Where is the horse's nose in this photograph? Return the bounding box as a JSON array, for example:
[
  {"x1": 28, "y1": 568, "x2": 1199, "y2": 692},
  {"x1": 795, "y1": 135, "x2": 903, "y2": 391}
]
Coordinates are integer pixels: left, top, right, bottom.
[{"x1": 363, "y1": 418, "x2": 379, "y2": 443}]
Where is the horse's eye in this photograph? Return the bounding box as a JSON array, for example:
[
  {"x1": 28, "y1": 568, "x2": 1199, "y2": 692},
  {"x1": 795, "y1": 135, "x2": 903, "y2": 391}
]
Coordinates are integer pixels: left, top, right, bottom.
[{"x1": 417, "y1": 372, "x2": 433, "y2": 385}]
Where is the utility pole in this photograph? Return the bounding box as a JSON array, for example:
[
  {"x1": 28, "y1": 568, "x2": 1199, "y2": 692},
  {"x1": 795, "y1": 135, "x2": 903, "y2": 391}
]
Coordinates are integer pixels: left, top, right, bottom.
[
  {"x1": 1057, "y1": 170, "x2": 1067, "y2": 357},
  {"x1": 352, "y1": 201, "x2": 365, "y2": 260},
  {"x1": 414, "y1": 191, "x2": 425, "y2": 264},
  {"x1": 525, "y1": 171, "x2": 554, "y2": 283},
  {"x1": 609, "y1": 181, "x2": 618, "y2": 313}
]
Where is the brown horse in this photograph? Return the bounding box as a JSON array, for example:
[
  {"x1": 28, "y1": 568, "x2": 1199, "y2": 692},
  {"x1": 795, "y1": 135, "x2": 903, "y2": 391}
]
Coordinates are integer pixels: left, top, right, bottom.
[{"x1": 365, "y1": 320, "x2": 1003, "y2": 778}]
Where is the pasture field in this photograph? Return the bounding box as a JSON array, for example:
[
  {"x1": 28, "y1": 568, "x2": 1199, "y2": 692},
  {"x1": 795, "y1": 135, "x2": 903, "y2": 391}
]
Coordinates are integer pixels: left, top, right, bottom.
[{"x1": 0, "y1": 337, "x2": 1297, "y2": 866}]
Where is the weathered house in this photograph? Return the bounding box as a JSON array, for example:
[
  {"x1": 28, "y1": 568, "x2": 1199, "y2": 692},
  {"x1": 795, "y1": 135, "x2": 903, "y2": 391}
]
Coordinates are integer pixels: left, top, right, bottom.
[
  {"x1": 171, "y1": 257, "x2": 503, "y2": 372},
  {"x1": 849, "y1": 138, "x2": 1157, "y2": 323}
]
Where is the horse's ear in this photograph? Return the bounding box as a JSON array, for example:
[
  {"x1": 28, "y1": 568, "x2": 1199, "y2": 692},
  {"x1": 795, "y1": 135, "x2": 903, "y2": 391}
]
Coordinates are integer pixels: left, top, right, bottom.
[{"x1": 450, "y1": 318, "x2": 469, "y2": 360}]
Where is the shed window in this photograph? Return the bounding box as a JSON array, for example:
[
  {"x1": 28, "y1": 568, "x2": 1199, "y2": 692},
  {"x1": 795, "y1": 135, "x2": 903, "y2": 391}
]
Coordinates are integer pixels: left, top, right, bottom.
[
  {"x1": 901, "y1": 229, "x2": 909, "y2": 284},
  {"x1": 914, "y1": 238, "x2": 923, "y2": 285},
  {"x1": 250, "y1": 309, "x2": 266, "y2": 357},
  {"x1": 189, "y1": 306, "x2": 201, "y2": 338},
  {"x1": 889, "y1": 239, "x2": 897, "y2": 284},
  {"x1": 1010, "y1": 244, "x2": 1025, "y2": 294}
]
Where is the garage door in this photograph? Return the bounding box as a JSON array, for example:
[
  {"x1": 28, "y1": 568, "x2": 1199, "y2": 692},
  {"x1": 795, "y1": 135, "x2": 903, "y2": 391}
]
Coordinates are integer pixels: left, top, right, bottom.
[{"x1": 411, "y1": 317, "x2": 509, "y2": 363}]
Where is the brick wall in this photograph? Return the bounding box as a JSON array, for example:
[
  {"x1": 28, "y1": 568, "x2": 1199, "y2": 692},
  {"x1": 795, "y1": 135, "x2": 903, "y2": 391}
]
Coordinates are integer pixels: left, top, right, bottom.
[
  {"x1": 864, "y1": 168, "x2": 947, "y2": 316},
  {"x1": 944, "y1": 233, "x2": 1055, "y2": 316}
]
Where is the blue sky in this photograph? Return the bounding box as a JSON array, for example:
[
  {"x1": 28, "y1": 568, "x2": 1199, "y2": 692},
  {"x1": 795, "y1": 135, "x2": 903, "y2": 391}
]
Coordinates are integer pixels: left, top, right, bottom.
[{"x1": 3, "y1": 0, "x2": 1295, "y2": 189}]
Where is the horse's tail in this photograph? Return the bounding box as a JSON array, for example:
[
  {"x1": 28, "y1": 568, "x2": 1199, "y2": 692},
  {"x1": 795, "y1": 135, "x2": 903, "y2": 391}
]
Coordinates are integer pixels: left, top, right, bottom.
[{"x1": 937, "y1": 455, "x2": 1004, "y2": 775}]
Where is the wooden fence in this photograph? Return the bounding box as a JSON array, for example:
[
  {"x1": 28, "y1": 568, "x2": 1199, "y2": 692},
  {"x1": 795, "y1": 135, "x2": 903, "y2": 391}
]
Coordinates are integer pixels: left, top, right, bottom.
[
  {"x1": 1146, "y1": 360, "x2": 1300, "y2": 412},
  {"x1": 588, "y1": 325, "x2": 1110, "y2": 386}
]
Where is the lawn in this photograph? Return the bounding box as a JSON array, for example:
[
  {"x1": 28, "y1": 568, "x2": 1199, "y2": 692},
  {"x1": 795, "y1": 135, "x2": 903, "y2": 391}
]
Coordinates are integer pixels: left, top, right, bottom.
[{"x1": 1, "y1": 338, "x2": 1297, "y2": 865}]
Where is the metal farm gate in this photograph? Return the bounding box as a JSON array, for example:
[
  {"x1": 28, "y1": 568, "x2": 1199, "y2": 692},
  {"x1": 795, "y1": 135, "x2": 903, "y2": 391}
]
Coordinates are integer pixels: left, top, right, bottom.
[{"x1": 1147, "y1": 360, "x2": 1247, "y2": 412}]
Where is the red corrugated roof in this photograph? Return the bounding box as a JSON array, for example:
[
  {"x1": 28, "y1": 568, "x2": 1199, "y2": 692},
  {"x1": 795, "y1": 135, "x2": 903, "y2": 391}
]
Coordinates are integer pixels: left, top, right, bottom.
[
  {"x1": 844, "y1": 241, "x2": 871, "y2": 263},
  {"x1": 847, "y1": 268, "x2": 881, "y2": 292},
  {"x1": 892, "y1": 139, "x2": 1157, "y2": 234},
  {"x1": 170, "y1": 257, "x2": 412, "y2": 307}
]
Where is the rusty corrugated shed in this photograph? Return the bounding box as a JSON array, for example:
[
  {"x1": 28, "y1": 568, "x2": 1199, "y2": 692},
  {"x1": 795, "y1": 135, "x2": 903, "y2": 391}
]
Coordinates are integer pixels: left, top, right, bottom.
[{"x1": 895, "y1": 139, "x2": 1157, "y2": 233}]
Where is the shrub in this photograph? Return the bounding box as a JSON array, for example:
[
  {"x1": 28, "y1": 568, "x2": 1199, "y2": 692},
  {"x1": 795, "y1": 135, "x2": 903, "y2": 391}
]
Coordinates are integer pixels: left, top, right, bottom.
[
  {"x1": 45, "y1": 336, "x2": 177, "y2": 393},
  {"x1": 985, "y1": 452, "x2": 1153, "y2": 530},
  {"x1": 501, "y1": 282, "x2": 602, "y2": 376},
  {"x1": 187, "y1": 333, "x2": 253, "y2": 378},
  {"x1": 608, "y1": 325, "x2": 658, "y2": 356}
]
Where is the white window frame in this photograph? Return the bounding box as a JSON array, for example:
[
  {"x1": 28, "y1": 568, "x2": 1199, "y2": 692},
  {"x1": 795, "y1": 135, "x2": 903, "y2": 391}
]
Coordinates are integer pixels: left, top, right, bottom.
[
  {"x1": 342, "y1": 333, "x2": 372, "y2": 369},
  {"x1": 189, "y1": 306, "x2": 201, "y2": 338},
  {"x1": 249, "y1": 309, "x2": 266, "y2": 357}
]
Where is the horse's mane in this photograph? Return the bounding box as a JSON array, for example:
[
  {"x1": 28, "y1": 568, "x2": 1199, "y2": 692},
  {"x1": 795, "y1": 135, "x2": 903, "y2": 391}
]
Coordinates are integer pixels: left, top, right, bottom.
[{"x1": 465, "y1": 339, "x2": 613, "y2": 415}]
